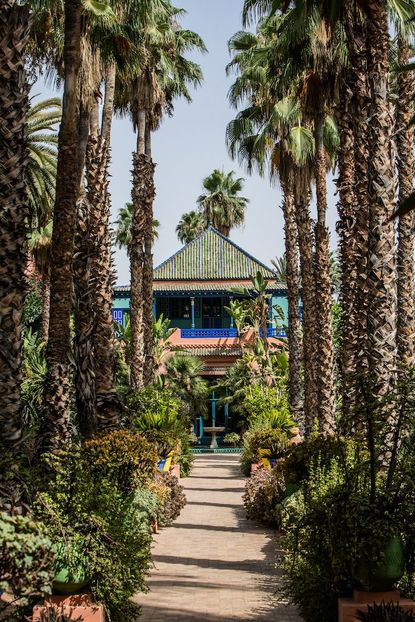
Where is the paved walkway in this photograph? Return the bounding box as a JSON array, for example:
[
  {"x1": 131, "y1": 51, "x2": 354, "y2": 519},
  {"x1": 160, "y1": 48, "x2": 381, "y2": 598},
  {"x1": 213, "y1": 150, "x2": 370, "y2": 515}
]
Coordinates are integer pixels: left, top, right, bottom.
[{"x1": 135, "y1": 454, "x2": 301, "y2": 621}]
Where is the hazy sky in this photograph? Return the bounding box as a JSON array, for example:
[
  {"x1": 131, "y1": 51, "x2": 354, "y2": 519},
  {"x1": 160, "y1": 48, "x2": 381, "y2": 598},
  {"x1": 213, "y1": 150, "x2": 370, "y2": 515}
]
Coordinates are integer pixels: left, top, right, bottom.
[{"x1": 37, "y1": 0, "x2": 338, "y2": 285}]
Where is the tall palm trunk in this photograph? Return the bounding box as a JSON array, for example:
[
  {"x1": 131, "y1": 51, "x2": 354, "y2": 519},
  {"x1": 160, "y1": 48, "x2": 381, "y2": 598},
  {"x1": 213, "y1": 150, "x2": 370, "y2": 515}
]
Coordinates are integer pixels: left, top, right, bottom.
[
  {"x1": 295, "y1": 181, "x2": 317, "y2": 432},
  {"x1": 365, "y1": 0, "x2": 397, "y2": 402},
  {"x1": 87, "y1": 71, "x2": 119, "y2": 429},
  {"x1": 396, "y1": 35, "x2": 415, "y2": 367},
  {"x1": 0, "y1": 1, "x2": 30, "y2": 450},
  {"x1": 281, "y1": 171, "x2": 303, "y2": 422},
  {"x1": 129, "y1": 110, "x2": 147, "y2": 388},
  {"x1": 313, "y1": 111, "x2": 336, "y2": 434},
  {"x1": 142, "y1": 122, "x2": 156, "y2": 385},
  {"x1": 43, "y1": 0, "x2": 82, "y2": 451},
  {"x1": 335, "y1": 65, "x2": 357, "y2": 424}
]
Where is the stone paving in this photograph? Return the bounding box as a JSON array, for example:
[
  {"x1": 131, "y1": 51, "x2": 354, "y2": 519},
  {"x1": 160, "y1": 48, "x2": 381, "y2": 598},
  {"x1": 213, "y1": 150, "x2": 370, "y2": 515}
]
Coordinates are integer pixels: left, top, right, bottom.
[{"x1": 135, "y1": 454, "x2": 302, "y2": 621}]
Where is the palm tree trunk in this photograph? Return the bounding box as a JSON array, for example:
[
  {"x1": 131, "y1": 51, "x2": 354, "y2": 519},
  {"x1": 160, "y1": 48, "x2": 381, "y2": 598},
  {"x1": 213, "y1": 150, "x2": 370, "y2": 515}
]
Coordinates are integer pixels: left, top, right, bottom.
[
  {"x1": 129, "y1": 112, "x2": 147, "y2": 388},
  {"x1": 396, "y1": 35, "x2": 415, "y2": 368},
  {"x1": 0, "y1": 0, "x2": 30, "y2": 450},
  {"x1": 87, "y1": 72, "x2": 120, "y2": 429},
  {"x1": 314, "y1": 111, "x2": 336, "y2": 435},
  {"x1": 74, "y1": 192, "x2": 97, "y2": 438},
  {"x1": 142, "y1": 123, "x2": 156, "y2": 385},
  {"x1": 43, "y1": 0, "x2": 82, "y2": 452},
  {"x1": 366, "y1": 0, "x2": 397, "y2": 402},
  {"x1": 281, "y1": 171, "x2": 303, "y2": 422},
  {"x1": 295, "y1": 181, "x2": 318, "y2": 432},
  {"x1": 335, "y1": 64, "x2": 357, "y2": 425}
]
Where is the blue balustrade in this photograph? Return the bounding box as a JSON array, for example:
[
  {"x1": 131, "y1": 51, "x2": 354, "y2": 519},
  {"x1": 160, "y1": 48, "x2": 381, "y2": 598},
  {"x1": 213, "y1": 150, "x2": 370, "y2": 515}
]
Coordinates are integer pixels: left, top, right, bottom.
[{"x1": 181, "y1": 328, "x2": 238, "y2": 338}]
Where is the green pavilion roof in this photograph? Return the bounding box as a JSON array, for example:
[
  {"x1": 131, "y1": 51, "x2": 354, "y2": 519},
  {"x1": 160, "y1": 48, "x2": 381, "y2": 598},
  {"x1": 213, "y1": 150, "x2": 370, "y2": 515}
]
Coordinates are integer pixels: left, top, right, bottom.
[{"x1": 153, "y1": 227, "x2": 276, "y2": 281}]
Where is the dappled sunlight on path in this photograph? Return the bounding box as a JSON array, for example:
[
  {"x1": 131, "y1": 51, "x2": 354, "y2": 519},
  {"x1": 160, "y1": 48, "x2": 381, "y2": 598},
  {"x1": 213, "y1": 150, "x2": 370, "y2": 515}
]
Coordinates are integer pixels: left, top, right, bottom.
[{"x1": 134, "y1": 455, "x2": 301, "y2": 621}]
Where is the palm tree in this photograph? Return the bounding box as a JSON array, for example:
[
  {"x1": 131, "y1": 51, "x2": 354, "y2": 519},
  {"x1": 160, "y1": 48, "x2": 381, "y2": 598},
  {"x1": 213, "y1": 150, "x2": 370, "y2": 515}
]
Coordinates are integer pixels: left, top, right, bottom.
[
  {"x1": 116, "y1": 2, "x2": 205, "y2": 388},
  {"x1": 114, "y1": 202, "x2": 160, "y2": 251},
  {"x1": 176, "y1": 210, "x2": 205, "y2": 244},
  {"x1": 271, "y1": 255, "x2": 287, "y2": 284},
  {"x1": 396, "y1": 32, "x2": 415, "y2": 367},
  {"x1": 27, "y1": 97, "x2": 61, "y2": 228},
  {"x1": 164, "y1": 354, "x2": 209, "y2": 418},
  {"x1": 197, "y1": 169, "x2": 248, "y2": 237},
  {"x1": 42, "y1": 0, "x2": 84, "y2": 451},
  {"x1": 0, "y1": 0, "x2": 30, "y2": 453},
  {"x1": 28, "y1": 222, "x2": 53, "y2": 344}
]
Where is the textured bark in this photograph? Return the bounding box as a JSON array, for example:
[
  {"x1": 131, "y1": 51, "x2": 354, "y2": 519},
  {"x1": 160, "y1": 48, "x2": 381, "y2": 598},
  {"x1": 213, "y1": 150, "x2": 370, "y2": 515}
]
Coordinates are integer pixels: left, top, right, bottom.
[
  {"x1": 314, "y1": 112, "x2": 336, "y2": 435},
  {"x1": 335, "y1": 62, "x2": 358, "y2": 423},
  {"x1": 101, "y1": 63, "x2": 116, "y2": 144},
  {"x1": 73, "y1": 194, "x2": 96, "y2": 438},
  {"x1": 86, "y1": 131, "x2": 119, "y2": 430},
  {"x1": 129, "y1": 153, "x2": 147, "y2": 388},
  {"x1": 142, "y1": 129, "x2": 156, "y2": 386},
  {"x1": 282, "y1": 173, "x2": 303, "y2": 423},
  {"x1": 43, "y1": 0, "x2": 82, "y2": 452},
  {"x1": 366, "y1": 0, "x2": 397, "y2": 402},
  {"x1": 295, "y1": 188, "x2": 317, "y2": 432},
  {"x1": 396, "y1": 36, "x2": 415, "y2": 367},
  {"x1": 0, "y1": 1, "x2": 30, "y2": 450},
  {"x1": 351, "y1": 9, "x2": 370, "y2": 418}
]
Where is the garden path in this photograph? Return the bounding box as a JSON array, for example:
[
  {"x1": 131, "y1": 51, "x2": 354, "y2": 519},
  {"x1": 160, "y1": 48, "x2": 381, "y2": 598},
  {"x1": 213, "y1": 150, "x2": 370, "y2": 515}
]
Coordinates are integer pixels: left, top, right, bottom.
[{"x1": 134, "y1": 454, "x2": 302, "y2": 621}]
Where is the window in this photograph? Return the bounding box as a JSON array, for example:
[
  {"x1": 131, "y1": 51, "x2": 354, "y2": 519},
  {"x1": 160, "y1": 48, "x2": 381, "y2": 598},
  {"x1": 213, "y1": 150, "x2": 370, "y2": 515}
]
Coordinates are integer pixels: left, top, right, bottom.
[
  {"x1": 170, "y1": 298, "x2": 191, "y2": 319},
  {"x1": 157, "y1": 298, "x2": 170, "y2": 318}
]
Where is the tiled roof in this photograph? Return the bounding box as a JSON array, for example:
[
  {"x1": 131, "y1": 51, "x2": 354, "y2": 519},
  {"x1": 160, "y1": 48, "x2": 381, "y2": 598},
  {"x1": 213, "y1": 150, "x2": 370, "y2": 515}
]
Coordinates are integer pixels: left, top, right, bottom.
[
  {"x1": 114, "y1": 280, "x2": 286, "y2": 294},
  {"x1": 153, "y1": 227, "x2": 276, "y2": 281}
]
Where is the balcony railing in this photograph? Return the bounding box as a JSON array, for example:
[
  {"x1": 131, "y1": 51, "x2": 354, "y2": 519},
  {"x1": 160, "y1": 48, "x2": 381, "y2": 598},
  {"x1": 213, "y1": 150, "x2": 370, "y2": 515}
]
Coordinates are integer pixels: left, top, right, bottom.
[{"x1": 181, "y1": 327, "x2": 288, "y2": 339}]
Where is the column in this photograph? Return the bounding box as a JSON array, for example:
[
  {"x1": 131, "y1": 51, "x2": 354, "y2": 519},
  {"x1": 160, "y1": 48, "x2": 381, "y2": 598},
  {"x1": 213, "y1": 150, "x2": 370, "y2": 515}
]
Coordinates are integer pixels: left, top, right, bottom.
[
  {"x1": 211, "y1": 390, "x2": 216, "y2": 427},
  {"x1": 152, "y1": 297, "x2": 157, "y2": 318},
  {"x1": 190, "y1": 296, "x2": 195, "y2": 329},
  {"x1": 229, "y1": 296, "x2": 234, "y2": 328},
  {"x1": 224, "y1": 402, "x2": 229, "y2": 430}
]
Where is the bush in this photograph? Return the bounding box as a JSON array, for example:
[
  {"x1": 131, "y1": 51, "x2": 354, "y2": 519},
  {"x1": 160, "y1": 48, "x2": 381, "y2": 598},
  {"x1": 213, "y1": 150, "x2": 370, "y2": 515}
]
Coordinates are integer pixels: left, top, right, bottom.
[
  {"x1": 33, "y1": 447, "x2": 156, "y2": 622},
  {"x1": 357, "y1": 603, "x2": 415, "y2": 622},
  {"x1": 151, "y1": 472, "x2": 186, "y2": 528},
  {"x1": 84, "y1": 430, "x2": 157, "y2": 492},
  {"x1": 223, "y1": 432, "x2": 241, "y2": 447},
  {"x1": 242, "y1": 385, "x2": 294, "y2": 432},
  {"x1": 243, "y1": 466, "x2": 286, "y2": 527},
  {"x1": 128, "y1": 385, "x2": 194, "y2": 477},
  {"x1": 0, "y1": 512, "x2": 54, "y2": 600},
  {"x1": 240, "y1": 428, "x2": 288, "y2": 476}
]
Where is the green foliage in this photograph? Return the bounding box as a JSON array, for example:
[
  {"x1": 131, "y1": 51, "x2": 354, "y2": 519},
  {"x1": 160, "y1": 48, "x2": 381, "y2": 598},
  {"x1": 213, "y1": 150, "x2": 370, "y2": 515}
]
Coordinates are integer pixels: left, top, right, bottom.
[
  {"x1": 357, "y1": 603, "x2": 415, "y2": 622},
  {"x1": 242, "y1": 385, "x2": 294, "y2": 431},
  {"x1": 241, "y1": 428, "x2": 288, "y2": 476},
  {"x1": 128, "y1": 385, "x2": 194, "y2": 477},
  {"x1": 33, "y1": 445, "x2": 157, "y2": 622},
  {"x1": 0, "y1": 512, "x2": 54, "y2": 600},
  {"x1": 281, "y1": 430, "x2": 415, "y2": 622},
  {"x1": 23, "y1": 277, "x2": 43, "y2": 327},
  {"x1": 155, "y1": 472, "x2": 187, "y2": 528},
  {"x1": 223, "y1": 432, "x2": 241, "y2": 447},
  {"x1": 243, "y1": 466, "x2": 286, "y2": 527},
  {"x1": 21, "y1": 328, "x2": 47, "y2": 429},
  {"x1": 162, "y1": 354, "x2": 209, "y2": 418},
  {"x1": 84, "y1": 431, "x2": 157, "y2": 493}
]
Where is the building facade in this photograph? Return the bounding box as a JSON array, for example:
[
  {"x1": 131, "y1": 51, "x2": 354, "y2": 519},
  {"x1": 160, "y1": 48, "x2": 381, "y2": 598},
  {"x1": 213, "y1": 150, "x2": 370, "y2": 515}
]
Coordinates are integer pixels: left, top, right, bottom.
[{"x1": 113, "y1": 227, "x2": 290, "y2": 445}]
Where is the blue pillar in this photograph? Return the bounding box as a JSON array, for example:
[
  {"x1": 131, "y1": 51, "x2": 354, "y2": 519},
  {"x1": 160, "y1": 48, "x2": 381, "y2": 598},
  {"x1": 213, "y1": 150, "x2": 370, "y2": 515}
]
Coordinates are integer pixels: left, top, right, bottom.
[
  {"x1": 229, "y1": 296, "x2": 234, "y2": 328},
  {"x1": 190, "y1": 296, "x2": 195, "y2": 329},
  {"x1": 211, "y1": 390, "x2": 216, "y2": 427},
  {"x1": 152, "y1": 298, "x2": 157, "y2": 318},
  {"x1": 224, "y1": 402, "x2": 229, "y2": 430}
]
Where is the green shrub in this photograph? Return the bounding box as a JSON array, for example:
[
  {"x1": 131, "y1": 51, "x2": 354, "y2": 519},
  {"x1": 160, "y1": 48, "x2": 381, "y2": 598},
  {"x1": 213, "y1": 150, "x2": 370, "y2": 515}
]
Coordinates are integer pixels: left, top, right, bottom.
[
  {"x1": 240, "y1": 428, "x2": 288, "y2": 476},
  {"x1": 33, "y1": 448, "x2": 156, "y2": 622},
  {"x1": 242, "y1": 385, "x2": 294, "y2": 432},
  {"x1": 0, "y1": 512, "x2": 54, "y2": 600},
  {"x1": 155, "y1": 472, "x2": 187, "y2": 528},
  {"x1": 223, "y1": 432, "x2": 241, "y2": 447},
  {"x1": 243, "y1": 466, "x2": 286, "y2": 527},
  {"x1": 357, "y1": 603, "x2": 415, "y2": 622},
  {"x1": 84, "y1": 430, "x2": 157, "y2": 492}
]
